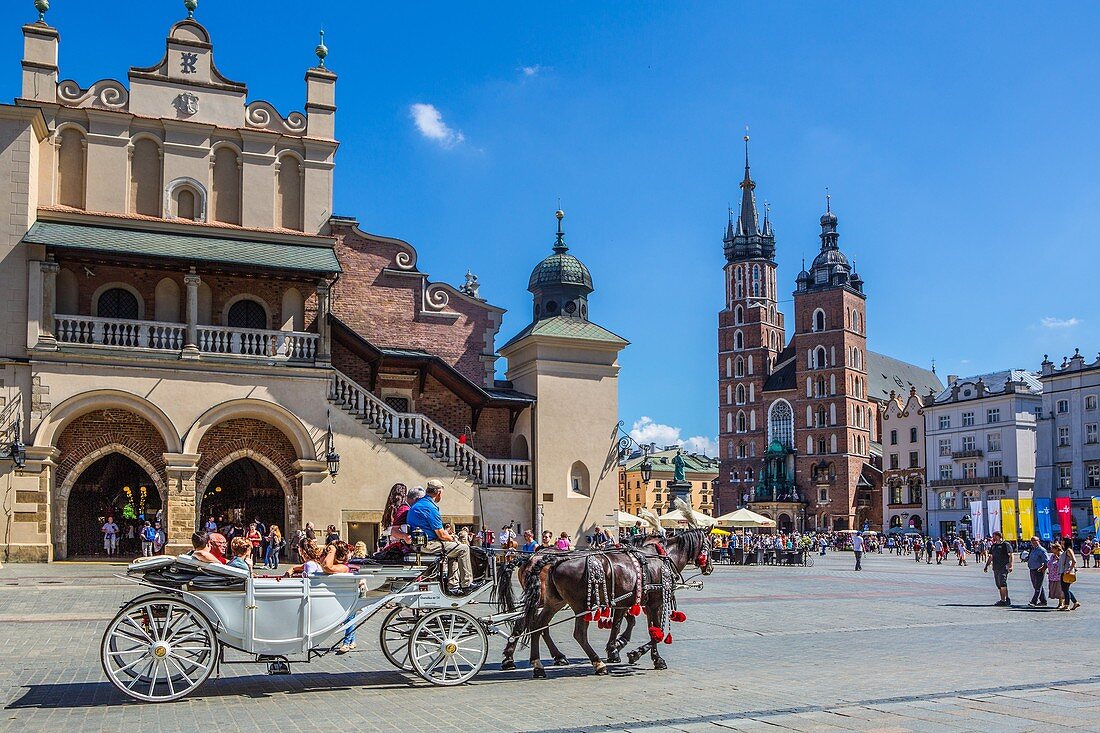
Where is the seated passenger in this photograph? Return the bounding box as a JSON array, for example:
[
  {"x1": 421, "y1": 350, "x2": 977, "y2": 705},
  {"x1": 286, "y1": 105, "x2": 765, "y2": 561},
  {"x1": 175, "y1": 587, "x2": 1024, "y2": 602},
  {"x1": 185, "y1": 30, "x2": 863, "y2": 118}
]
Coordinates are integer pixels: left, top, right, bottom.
[
  {"x1": 352, "y1": 541, "x2": 368, "y2": 559},
  {"x1": 373, "y1": 485, "x2": 423, "y2": 563},
  {"x1": 190, "y1": 532, "x2": 221, "y2": 564},
  {"x1": 321, "y1": 540, "x2": 353, "y2": 574},
  {"x1": 226, "y1": 536, "x2": 253, "y2": 573},
  {"x1": 207, "y1": 532, "x2": 228, "y2": 563},
  {"x1": 407, "y1": 479, "x2": 475, "y2": 593},
  {"x1": 285, "y1": 539, "x2": 324, "y2": 577},
  {"x1": 520, "y1": 530, "x2": 537, "y2": 553}
]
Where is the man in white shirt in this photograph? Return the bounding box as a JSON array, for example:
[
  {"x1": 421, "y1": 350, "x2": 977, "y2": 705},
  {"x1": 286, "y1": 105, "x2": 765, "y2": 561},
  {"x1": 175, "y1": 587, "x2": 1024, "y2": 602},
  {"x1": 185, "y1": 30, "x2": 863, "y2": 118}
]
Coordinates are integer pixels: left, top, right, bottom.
[
  {"x1": 852, "y1": 532, "x2": 864, "y2": 571},
  {"x1": 102, "y1": 516, "x2": 119, "y2": 556}
]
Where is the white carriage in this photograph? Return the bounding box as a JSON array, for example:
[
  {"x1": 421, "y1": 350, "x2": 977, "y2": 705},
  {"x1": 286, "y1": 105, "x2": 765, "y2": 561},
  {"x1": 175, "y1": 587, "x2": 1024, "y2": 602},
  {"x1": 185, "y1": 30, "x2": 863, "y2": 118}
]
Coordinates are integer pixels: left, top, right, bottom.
[{"x1": 101, "y1": 550, "x2": 516, "y2": 702}]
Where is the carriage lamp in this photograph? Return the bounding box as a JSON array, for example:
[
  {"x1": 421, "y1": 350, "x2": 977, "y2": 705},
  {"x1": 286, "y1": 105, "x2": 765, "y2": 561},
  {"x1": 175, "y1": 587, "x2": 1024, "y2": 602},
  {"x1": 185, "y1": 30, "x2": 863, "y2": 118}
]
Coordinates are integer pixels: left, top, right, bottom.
[
  {"x1": 324, "y1": 414, "x2": 340, "y2": 482},
  {"x1": 640, "y1": 454, "x2": 653, "y2": 484},
  {"x1": 0, "y1": 417, "x2": 26, "y2": 470},
  {"x1": 410, "y1": 527, "x2": 427, "y2": 550}
]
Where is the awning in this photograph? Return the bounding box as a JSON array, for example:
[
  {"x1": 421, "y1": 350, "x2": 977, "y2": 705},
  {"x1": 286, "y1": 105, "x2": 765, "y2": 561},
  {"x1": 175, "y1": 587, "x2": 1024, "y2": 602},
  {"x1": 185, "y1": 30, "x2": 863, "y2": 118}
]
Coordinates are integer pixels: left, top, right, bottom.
[
  {"x1": 713, "y1": 508, "x2": 777, "y2": 528},
  {"x1": 24, "y1": 220, "x2": 341, "y2": 274}
]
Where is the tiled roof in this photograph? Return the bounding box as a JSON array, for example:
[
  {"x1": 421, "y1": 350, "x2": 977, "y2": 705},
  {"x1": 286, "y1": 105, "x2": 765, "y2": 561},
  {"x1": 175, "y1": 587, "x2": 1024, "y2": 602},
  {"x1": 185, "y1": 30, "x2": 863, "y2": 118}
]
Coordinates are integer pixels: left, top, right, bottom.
[
  {"x1": 866, "y1": 351, "x2": 943, "y2": 403},
  {"x1": 500, "y1": 316, "x2": 628, "y2": 351},
  {"x1": 24, "y1": 221, "x2": 341, "y2": 274},
  {"x1": 933, "y1": 369, "x2": 1041, "y2": 404},
  {"x1": 763, "y1": 345, "x2": 797, "y2": 392},
  {"x1": 621, "y1": 447, "x2": 719, "y2": 473}
]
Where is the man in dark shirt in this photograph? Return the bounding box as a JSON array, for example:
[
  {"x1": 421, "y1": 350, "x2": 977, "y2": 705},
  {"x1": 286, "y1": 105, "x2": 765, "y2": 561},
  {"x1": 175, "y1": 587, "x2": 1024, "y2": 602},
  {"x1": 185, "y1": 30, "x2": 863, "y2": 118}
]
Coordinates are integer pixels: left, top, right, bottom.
[
  {"x1": 1025, "y1": 536, "x2": 1049, "y2": 607},
  {"x1": 983, "y1": 530, "x2": 1014, "y2": 606}
]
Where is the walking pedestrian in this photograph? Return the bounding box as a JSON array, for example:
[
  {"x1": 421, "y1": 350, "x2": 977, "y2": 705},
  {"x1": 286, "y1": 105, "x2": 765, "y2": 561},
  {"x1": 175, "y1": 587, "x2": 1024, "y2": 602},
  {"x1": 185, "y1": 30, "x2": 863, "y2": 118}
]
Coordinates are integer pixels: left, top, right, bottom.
[
  {"x1": 1048, "y1": 542, "x2": 1065, "y2": 607},
  {"x1": 852, "y1": 532, "x2": 864, "y2": 571},
  {"x1": 1081, "y1": 539, "x2": 1093, "y2": 569},
  {"x1": 1058, "y1": 537, "x2": 1080, "y2": 611},
  {"x1": 983, "y1": 530, "x2": 1013, "y2": 606},
  {"x1": 101, "y1": 515, "x2": 119, "y2": 557},
  {"x1": 1025, "y1": 536, "x2": 1049, "y2": 607},
  {"x1": 933, "y1": 537, "x2": 943, "y2": 564}
]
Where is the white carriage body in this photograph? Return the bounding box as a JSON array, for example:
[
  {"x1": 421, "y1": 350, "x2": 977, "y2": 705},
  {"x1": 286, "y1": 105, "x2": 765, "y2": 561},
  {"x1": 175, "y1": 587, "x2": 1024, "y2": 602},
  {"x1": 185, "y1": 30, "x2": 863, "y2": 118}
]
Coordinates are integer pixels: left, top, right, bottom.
[{"x1": 126, "y1": 555, "x2": 425, "y2": 657}]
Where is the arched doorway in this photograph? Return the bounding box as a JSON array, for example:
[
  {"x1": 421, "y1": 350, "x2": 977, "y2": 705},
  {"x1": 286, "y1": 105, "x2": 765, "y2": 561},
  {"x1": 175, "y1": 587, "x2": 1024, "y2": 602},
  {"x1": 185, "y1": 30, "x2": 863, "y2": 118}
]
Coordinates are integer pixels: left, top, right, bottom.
[
  {"x1": 910, "y1": 516, "x2": 923, "y2": 531},
  {"x1": 778, "y1": 513, "x2": 793, "y2": 533},
  {"x1": 66, "y1": 453, "x2": 162, "y2": 557},
  {"x1": 199, "y1": 457, "x2": 286, "y2": 534}
]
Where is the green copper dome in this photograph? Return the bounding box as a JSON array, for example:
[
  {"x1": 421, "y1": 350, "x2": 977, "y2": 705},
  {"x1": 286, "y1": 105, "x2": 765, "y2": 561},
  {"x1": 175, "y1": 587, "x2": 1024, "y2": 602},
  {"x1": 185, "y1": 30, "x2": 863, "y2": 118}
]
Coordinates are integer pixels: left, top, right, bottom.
[{"x1": 527, "y1": 209, "x2": 593, "y2": 293}]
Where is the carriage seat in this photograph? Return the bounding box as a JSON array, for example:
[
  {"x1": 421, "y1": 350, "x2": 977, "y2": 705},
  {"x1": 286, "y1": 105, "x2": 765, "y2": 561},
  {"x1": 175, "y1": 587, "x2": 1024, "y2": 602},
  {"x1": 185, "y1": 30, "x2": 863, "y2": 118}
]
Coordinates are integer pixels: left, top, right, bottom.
[{"x1": 128, "y1": 554, "x2": 249, "y2": 590}]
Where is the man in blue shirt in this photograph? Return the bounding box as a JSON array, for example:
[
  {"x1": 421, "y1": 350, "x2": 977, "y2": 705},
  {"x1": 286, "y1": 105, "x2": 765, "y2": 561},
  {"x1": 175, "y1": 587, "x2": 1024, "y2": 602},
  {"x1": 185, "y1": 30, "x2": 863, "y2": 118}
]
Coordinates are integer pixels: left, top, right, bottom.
[
  {"x1": 1025, "y1": 535, "x2": 1049, "y2": 607},
  {"x1": 406, "y1": 479, "x2": 473, "y2": 592}
]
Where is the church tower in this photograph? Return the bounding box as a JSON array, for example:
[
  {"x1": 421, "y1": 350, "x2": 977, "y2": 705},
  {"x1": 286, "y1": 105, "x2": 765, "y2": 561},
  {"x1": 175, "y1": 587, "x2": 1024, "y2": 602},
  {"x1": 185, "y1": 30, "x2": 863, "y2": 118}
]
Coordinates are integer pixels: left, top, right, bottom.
[
  {"x1": 790, "y1": 198, "x2": 872, "y2": 531},
  {"x1": 716, "y1": 138, "x2": 785, "y2": 514}
]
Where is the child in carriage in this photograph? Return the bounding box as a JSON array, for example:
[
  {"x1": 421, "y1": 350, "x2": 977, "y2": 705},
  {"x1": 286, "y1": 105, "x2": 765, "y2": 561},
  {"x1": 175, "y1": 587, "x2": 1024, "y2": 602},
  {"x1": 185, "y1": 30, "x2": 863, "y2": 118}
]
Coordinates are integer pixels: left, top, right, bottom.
[
  {"x1": 285, "y1": 539, "x2": 325, "y2": 577},
  {"x1": 227, "y1": 537, "x2": 253, "y2": 572}
]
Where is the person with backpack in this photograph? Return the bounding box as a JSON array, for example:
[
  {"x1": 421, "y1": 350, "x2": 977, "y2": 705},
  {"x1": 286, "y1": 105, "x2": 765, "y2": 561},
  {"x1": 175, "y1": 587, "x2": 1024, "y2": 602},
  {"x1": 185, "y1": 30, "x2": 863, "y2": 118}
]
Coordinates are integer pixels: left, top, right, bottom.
[{"x1": 140, "y1": 521, "x2": 157, "y2": 557}]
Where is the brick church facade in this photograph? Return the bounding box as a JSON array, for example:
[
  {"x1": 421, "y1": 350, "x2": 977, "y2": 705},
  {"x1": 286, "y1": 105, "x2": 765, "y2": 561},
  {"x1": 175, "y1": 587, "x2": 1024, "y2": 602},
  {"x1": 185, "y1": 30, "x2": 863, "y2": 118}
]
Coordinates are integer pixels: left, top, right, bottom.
[
  {"x1": 0, "y1": 4, "x2": 624, "y2": 560},
  {"x1": 717, "y1": 140, "x2": 940, "y2": 532}
]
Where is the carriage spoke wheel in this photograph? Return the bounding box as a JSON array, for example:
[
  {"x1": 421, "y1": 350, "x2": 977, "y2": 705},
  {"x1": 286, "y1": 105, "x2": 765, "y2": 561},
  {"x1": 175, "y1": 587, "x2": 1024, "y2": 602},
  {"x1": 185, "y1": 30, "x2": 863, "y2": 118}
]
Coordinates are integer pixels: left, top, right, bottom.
[
  {"x1": 101, "y1": 595, "x2": 216, "y2": 702},
  {"x1": 379, "y1": 607, "x2": 419, "y2": 671},
  {"x1": 409, "y1": 609, "x2": 487, "y2": 686}
]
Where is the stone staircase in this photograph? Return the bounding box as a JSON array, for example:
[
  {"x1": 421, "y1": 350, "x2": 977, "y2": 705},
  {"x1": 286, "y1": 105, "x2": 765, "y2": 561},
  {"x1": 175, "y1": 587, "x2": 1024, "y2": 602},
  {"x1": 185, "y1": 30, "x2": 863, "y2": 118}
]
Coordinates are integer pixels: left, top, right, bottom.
[{"x1": 328, "y1": 369, "x2": 531, "y2": 489}]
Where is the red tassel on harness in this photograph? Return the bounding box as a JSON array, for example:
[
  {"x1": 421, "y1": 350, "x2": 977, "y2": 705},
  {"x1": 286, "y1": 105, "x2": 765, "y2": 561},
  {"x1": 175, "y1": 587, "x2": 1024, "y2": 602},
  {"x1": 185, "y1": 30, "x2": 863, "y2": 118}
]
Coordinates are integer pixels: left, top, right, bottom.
[
  {"x1": 598, "y1": 618, "x2": 611, "y2": 630},
  {"x1": 671, "y1": 611, "x2": 687, "y2": 623},
  {"x1": 601, "y1": 607, "x2": 613, "y2": 619},
  {"x1": 648, "y1": 626, "x2": 664, "y2": 642},
  {"x1": 583, "y1": 611, "x2": 595, "y2": 623},
  {"x1": 663, "y1": 633, "x2": 673, "y2": 644},
  {"x1": 629, "y1": 604, "x2": 641, "y2": 617}
]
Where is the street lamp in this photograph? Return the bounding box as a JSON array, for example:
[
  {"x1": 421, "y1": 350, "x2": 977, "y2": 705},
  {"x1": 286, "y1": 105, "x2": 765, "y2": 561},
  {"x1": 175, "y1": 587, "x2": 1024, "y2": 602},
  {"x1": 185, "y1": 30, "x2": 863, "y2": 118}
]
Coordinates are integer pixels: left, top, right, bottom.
[
  {"x1": 324, "y1": 411, "x2": 340, "y2": 482},
  {"x1": 0, "y1": 417, "x2": 26, "y2": 470},
  {"x1": 616, "y1": 421, "x2": 653, "y2": 484}
]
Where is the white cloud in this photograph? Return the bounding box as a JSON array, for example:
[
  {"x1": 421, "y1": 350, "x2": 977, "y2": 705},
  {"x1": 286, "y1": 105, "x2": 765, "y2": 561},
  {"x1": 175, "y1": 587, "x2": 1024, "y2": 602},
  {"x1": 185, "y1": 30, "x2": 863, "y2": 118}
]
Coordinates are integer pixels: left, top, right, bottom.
[
  {"x1": 629, "y1": 416, "x2": 718, "y2": 457},
  {"x1": 1041, "y1": 316, "x2": 1080, "y2": 329},
  {"x1": 409, "y1": 103, "x2": 465, "y2": 148},
  {"x1": 520, "y1": 64, "x2": 541, "y2": 77}
]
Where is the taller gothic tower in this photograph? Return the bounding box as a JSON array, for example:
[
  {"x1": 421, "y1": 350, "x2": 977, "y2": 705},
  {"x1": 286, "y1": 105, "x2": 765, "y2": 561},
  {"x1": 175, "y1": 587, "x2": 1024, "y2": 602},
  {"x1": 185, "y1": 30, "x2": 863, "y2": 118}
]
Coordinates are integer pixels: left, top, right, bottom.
[
  {"x1": 790, "y1": 199, "x2": 872, "y2": 530},
  {"x1": 716, "y1": 138, "x2": 785, "y2": 514}
]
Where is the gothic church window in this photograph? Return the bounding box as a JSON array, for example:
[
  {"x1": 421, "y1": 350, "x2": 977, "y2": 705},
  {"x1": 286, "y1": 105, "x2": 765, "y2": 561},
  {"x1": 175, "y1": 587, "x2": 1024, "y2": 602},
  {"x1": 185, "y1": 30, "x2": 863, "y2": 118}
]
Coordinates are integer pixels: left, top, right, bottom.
[
  {"x1": 767, "y1": 400, "x2": 794, "y2": 449},
  {"x1": 734, "y1": 305, "x2": 743, "y2": 324},
  {"x1": 736, "y1": 411, "x2": 747, "y2": 433},
  {"x1": 813, "y1": 309, "x2": 826, "y2": 332},
  {"x1": 734, "y1": 331, "x2": 744, "y2": 350},
  {"x1": 735, "y1": 357, "x2": 744, "y2": 378},
  {"x1": 751, "y1": 265, "x2": 761, "y2": 297},
  {"x1": 736, "y1": 384, "x2": 746, "y2": 405}
]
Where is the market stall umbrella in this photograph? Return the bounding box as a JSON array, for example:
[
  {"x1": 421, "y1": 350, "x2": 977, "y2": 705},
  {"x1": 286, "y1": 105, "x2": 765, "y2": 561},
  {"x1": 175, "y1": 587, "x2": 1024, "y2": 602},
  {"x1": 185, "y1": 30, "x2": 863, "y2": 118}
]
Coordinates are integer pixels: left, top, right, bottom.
[
  {"x1": 657, "y1": 509, "x2": 717, "y2": 528},
  {"x1": 713, "y1": 508, "x2": 777, "y2": 529},
  {"x1": 615, "y1": 510, "x2": 643, "y2": 528}
]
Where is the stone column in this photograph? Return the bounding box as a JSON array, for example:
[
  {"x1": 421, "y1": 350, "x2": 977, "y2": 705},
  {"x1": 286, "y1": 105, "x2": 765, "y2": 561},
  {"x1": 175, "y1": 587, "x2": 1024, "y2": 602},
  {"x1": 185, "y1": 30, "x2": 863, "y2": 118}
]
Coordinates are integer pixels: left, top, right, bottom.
[
  {"x1": 164, "y1": 453, "x2": 201, "y2": 555},
  {"x1": 315, "y1": 280, "x2": 331, "y2": 363},
  {"x1": 38, "y1": 259, "x2": 60, "y2": 350},
  {"x1": 182, "y1": 269, "x2": 201, "y2": 360}
]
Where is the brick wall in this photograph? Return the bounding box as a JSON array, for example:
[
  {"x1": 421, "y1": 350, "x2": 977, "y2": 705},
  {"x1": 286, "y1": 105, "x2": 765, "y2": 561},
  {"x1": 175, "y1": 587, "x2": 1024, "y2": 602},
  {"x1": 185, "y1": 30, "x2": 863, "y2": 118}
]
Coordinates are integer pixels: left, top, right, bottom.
[
  {"x1": 331, "y1": 224, "x2": 497, "y2": 384},
  {"x1": 55, "y1": 409, "x2": 168, "y2": 489},
  {"x1": 196, "y1": 418, "x2": 299, "y2": 485}
]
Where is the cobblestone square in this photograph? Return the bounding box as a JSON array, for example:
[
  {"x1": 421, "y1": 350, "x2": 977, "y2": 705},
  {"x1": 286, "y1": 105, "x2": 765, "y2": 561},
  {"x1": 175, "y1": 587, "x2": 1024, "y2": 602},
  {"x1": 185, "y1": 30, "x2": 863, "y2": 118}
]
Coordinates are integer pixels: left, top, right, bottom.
[{"x1": 2, "y1": 551, "x2": 1097, "y2": 732}]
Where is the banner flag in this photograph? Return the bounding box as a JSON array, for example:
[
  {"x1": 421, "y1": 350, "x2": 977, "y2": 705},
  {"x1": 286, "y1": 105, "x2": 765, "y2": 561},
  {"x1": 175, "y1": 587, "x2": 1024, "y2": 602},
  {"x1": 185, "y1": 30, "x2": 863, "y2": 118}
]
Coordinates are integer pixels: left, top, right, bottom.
[
  {"x1": 1092, "y1": 497, "x2": 1100, "y2": 538},
  {"x1": 1056, "y1": 496, "x2": 1073, "y2": 538},
  {"x1": 970, "y1": 501, "x2": 985, "y2": 541},
  {"x1": 1036, "y1": 498, "x2": 1053, "y2": 541},
  {"x1": 1019, "y1": 494, "x2": 1035, "y2": 540},
  {"x1": 1001, "y1": 499, "x2": 1018, "y2": 541},
  {"x1": 986, "y1": 499, "x2": 1002, "y2": 537}
]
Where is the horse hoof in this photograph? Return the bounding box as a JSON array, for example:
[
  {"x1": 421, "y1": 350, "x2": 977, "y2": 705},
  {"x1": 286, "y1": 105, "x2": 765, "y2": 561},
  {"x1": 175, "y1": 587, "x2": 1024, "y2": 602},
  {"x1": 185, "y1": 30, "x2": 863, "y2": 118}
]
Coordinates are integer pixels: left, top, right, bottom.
[
  {"x1": 594, "y1": 664, "x2": 609, "y2": 676},
  {"x1": 553, "y1": 656, "x2": 569, "y2": 666},
  {"x1": 653, "y1": 658, "x2": 667, "y2": 671},
  {"x1": 627, "y1": 652, "x2": 640, "y2": 665},
  {"x1": 532, "y1": 667, "x2": 547, "y2": 679},
  {"x1": 606, "y1": 653, "x2": 621, "y2": 664},
  {"x1": 501, "y1": 659, "x2": 516, "y2": 671}
]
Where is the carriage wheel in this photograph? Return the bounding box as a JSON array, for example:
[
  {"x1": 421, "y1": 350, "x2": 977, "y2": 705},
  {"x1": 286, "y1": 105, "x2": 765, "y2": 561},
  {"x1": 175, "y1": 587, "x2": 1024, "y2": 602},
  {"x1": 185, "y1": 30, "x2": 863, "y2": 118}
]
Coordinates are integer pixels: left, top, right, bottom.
[
  {"x1": 379, "y1": 607, "x2": 419, "y2": 671},
  {"x1": 409, "y1": 608, "x2": 488, "y2": 686},
  {"x1": 803, "y1": 554, "x2": 815, "y2": 568},
  {"x1": 101, "y1": 595, "x2": 217, "y2": 702}
]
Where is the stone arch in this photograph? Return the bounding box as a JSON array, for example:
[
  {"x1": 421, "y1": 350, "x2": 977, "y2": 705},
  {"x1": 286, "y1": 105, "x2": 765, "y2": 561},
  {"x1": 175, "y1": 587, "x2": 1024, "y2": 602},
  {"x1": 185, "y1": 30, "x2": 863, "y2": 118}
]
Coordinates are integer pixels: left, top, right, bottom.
[
  {"x1": 569, "y1": 460, "x2": 591, "y2": 497},
  {"x1": 165, "y1": 176, "x2": 208, "y2": 222},
  {"x1": 196, "y1": 447, "x2": 295, "y2": 533},
  {"x1": 511, "y1": 434, "x2": 529, "y2": 460},
  {"x1": 91, "y1": 282, "x2": 144, "y2": 319},
  {"x1": 56, "y1": 123, "x2": 87, "y2": 209},
  {"x1": 280, "y1": 287, "x2": 304, "y2": 331},
  {"x1": 210, "y1": 143, "x2": 242, "y2": 225},
  {"x1": 275, "y1": 151, "x2": 304, "y2": 231},
  {"x1": 35, "y1": 390, "x2": 183, "y2": 453},
  {"x1": 183, "y1": 399, "x2": 316, "y2": 460},
  {"x1": 129, "y1": 134, "x2": 163, "y2": 216},
  {"x1": 154, "y1": 277, "x2": 181, "y2": 322},
  {"x1": 221, "y1": 293, "x2": 272, "y2": 329}
]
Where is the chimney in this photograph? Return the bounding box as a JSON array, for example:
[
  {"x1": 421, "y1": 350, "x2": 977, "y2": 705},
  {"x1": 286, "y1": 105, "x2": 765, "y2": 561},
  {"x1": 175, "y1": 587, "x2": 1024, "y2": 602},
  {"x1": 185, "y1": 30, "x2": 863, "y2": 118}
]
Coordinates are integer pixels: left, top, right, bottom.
[{"x1": 21, "y1": 19, "x2": 59, "y2": 103}]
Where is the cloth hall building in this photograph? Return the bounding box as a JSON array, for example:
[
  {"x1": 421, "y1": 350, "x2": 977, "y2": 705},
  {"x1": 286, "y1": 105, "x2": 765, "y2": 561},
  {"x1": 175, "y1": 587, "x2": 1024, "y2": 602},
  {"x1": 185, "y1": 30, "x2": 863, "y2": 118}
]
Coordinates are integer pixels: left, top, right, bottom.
[
  {"x1": 0, "y1": 4, "x2": 625, "y2": 560},
  {"x1": 715, "y1": 144, "x2": 940, "y2": 532}
]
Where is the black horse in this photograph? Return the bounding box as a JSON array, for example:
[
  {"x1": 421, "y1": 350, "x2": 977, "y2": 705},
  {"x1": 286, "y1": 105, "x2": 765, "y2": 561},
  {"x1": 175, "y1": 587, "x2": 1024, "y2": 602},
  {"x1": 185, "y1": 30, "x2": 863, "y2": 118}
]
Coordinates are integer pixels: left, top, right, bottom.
[{"x1": 498, "y1": 528, "x2": 712, "y2": 677}]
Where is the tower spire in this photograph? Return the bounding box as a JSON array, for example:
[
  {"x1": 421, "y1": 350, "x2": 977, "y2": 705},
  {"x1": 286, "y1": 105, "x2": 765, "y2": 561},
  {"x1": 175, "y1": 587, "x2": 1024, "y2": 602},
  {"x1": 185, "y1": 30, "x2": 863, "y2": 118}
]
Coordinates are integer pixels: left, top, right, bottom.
[
  {"x1": 553, "y1": 208, "x2": 567, "y2": 253},
  {"x1": 737, "y1": 131, "x2": 758, "y2": 236}
]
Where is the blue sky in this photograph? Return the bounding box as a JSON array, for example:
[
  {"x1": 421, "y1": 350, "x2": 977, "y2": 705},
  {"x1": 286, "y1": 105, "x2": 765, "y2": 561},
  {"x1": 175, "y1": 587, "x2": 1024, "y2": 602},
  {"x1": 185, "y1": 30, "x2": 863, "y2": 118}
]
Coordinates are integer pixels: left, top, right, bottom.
[{"x1": 5, "y1": 2, "x2": 1098, "y2": 453}]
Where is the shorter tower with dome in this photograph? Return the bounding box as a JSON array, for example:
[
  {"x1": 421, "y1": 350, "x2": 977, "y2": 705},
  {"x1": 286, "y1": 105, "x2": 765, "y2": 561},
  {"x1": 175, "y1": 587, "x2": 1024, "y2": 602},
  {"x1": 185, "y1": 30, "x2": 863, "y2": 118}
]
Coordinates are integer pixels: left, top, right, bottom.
[{"x1": 500, "y1": 211, "x2": 628, "y2": 540}]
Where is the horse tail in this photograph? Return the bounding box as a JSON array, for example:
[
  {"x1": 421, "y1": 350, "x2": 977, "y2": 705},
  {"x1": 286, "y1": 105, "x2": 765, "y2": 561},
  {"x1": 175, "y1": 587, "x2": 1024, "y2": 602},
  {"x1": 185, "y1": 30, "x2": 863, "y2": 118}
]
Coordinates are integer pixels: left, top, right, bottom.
[
  {"x1": 496, "y1": 557, "x2": 522, "y2": 613},
  {"x1": 520, "y1": 556, "x2": 557, "y2": 637}
]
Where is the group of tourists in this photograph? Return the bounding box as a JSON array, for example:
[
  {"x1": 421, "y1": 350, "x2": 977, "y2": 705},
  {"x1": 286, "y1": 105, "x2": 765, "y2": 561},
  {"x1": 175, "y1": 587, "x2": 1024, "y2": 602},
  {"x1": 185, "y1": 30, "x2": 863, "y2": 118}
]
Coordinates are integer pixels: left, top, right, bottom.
[{"x1": 100, "y1": 515, "x2": 165, "y2": 557}]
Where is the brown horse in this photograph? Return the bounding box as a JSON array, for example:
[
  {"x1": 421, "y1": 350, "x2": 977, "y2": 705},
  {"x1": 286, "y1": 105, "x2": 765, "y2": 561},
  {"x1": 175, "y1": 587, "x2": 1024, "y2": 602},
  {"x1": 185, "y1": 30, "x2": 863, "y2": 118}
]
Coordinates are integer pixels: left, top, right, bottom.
[{"x1": 501, "y1": 528, "x2": 712, "y2": 678}]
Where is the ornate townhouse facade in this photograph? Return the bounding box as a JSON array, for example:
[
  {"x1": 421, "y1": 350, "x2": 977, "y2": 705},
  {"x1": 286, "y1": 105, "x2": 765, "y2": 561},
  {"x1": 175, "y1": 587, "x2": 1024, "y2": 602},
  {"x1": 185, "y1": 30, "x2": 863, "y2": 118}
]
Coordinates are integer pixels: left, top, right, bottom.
[
  {"x1": 0, "y1": 4, "x2": 625, "y2": 560},
  {"x1": 880, "y1": 388, "x2": 931, "y2": 532},
  {"x1": 923, "y1": 371, "x2": 1041, "y2": 539},
  {"x1": 716, "y1": 144, "x2": 940, "y2": 532},
  {"x1": 1037, "y1": 350, "x2": 1100, "y2": 535},
  {"x1": 618, "y1": 446, "x2": 718, "y2": 517}
]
